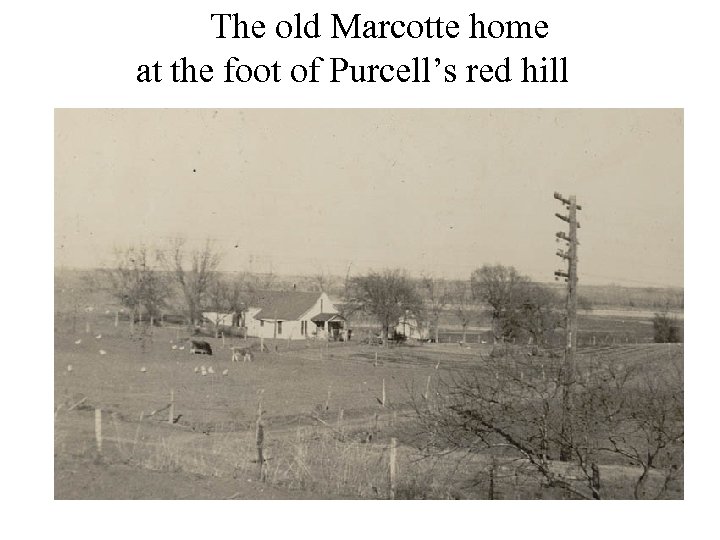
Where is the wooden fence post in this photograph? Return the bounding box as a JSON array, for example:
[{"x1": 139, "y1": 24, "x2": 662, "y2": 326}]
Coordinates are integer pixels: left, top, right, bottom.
[
  {"x1": 222, "y1": 331, "x2": 226, "y2": 348},
  {"x1": 325, "y1": 386, "x2": 332, "y2": 411},
  {"x1": 95, "y1": 408, "x2": 102, "y2": 453},
  {"x1": 374, "y1": 351, "x2": 378, "y2": 367},
  {"x1": 488, "y1": 456, "x2": 496, "y2": 500},
  {"x1": 168, "y1": 389, "x2": 174, "y2": 424},
  {"x1": 382, "y1": 378, "x2": 386, "y2": 407},
  {"x1": 389, "y1": 437, "x2": 397, "y2": 499},
  {"x1": 337, "y1": 408, "x2": 344, "y2": 430},
  {"x1": 85, "y1": 321, "x2": 90, "y2": 334},
  {"x1": 115, "y1": 311, "x2": 119, "y2": 328},
  {"x1": 591, "y1": 462, "x2": 601, "y2": 499},
  {"x1": 256, "y1": 399, "x2": 265, "y2": 482}
]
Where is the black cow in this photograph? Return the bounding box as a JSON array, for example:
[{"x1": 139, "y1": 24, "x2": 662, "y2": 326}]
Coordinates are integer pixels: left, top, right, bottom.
[{"x1": 190, "y1": 340, "x2": 213, "y2": 355}]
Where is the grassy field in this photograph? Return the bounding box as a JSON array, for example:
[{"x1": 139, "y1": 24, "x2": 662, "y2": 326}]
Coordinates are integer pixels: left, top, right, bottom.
[{"x1": 54, "y1": 274, "x2": 683, "y2": 499}]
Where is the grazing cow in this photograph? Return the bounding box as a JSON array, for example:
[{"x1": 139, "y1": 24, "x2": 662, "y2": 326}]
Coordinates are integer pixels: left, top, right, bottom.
[
  {"x1": 190, "y1": 340, "x2": 213, "y2": 355},
  {"x1": 231, "y1": 347, "x2": 253, "y2": 362}
]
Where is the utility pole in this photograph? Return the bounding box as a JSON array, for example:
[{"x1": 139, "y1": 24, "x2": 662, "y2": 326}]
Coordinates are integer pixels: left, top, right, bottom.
[{"x1": 554, "y1": 192, "x2": 581, "y2": 461}]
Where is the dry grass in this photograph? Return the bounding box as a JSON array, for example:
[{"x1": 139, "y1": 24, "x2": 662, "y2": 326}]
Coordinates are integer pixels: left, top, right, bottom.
[{"x1": 54, "y1": 297, "x2": 682, "y2": 499}]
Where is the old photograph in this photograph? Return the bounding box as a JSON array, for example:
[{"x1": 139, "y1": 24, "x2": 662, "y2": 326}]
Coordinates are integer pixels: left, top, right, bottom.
[{"x1": 54, "y1": 109, "x2": 683, "y2": 499}]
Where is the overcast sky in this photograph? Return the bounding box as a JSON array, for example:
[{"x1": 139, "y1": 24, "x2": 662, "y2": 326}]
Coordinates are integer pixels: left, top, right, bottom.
[{"x1": 55, "y1": 109, "x2": 683, "y2": 287}]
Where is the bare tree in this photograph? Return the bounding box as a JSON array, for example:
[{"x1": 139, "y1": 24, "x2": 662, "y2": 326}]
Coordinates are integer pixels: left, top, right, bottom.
[
  {"x1": 105, "y1": 246, "x2": 170, "y2": 326},
  {"x1": 422, "y1": 275, "x2": 450, "y2": 343},
  {"x1": 452, "y1": 282, "x2": 477, "y2": 344},
  {"x1": 160, "y1": 238, "x2": 222, "y2": 326},
  {"x1": 226, "y1": 274, "x2": 249, "y2": 327},
  {"x1": 513, "y1": 282, "x2": 563, "y2": 348},
  {"x1": 470, "y1": 265, "x2": 529, "y2": 342},
  {"x1": 414, "y1": 350, "x2": 683, "y2": 499},
  {"x1": 348, "y1": 269, "x2": 424, "y2": 346},
  {"x1": 312, "y1": 266, "x2": 330, "y2": 293},
  {"x1": 206, "y1": 275, "x2": 230, "y2": 337}
]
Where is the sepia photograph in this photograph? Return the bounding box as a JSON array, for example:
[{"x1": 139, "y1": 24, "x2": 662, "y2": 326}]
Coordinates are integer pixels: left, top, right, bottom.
[{"x1": 54, "y1": 109, "x2": 683, "y2": 500}]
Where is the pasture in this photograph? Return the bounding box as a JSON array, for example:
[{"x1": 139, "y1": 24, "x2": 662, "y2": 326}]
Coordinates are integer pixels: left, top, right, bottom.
[{"x1": 54, "y1": 294, "x2": 683, "y2": 499}]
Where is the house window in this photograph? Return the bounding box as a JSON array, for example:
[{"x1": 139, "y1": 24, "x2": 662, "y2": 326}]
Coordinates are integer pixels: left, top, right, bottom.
[
  {"x1": 277, "y1": 321, "x2": 282, "y2": 335},
  {"x1": 260, "y1": 320, "x2": 264, "y2": 327},
  {"x1": 300, "y1": 321, "x2": 305, "y2": 335}
]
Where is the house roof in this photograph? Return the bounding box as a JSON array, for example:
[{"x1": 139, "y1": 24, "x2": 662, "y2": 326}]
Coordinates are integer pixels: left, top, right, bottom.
[
  {"x1": 311, "y1": 313, "x2": 345, "y2": 323},
  {"x1": 252, "y1": 291, "x2": 322, "y2": 321}
]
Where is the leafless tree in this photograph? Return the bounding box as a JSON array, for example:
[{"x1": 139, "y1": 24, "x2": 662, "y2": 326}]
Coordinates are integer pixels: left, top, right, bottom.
[
  {"x1": 349, "y1": 269, "x2": 424, "y2": 346},
  {"x1": 160, "y1": 238, "x2": 222, "y2": 326},
  {"x1": 512, "y1": 282, "x2": 563, "y2": 348},
  {"x1": 422, "y1": 275, "x2": 450, "y2": 343},
  {"x1": 206, "y1": 275, "x2": 230, "y2": 337},
  {"x1": 414, "y1": 349, "x2": 683, "y2": 499},
  {"x1": 451, "y1": 282, "x2": 477, "y2": 344},
  {"x1": 312, "y1": 266, "x2": 330, "y2": 293},
  {"x1": 470, "y1": 265, "x2": 529, "y2": 342},
  {"x1": 105, "y1": 246, "x2": 170, "y2": 325},
  {"x1": 470, "y1": 266, "x2": 560, "y2": 346}
]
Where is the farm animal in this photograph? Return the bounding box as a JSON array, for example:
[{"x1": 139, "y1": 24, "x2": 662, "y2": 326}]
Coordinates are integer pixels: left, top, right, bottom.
[
  {"x1": 208, "y1": 366, "x2": 215, "y2": 374},
  {"x1": 222, "y1": 369, "x2": 229, "y2": 376},
  {"x1": 140, "y1": 366, "x2": 147, "y2": 373},
  {"x1": 99, "y1": 349, "x2": 107, "y2": 355},
  {"x1": 96, "y1": 334, "x2": 102, "y2": 339},
  {"x1": 67, "y1": 364, "x2": 73, "y2": 372},
  {"x1": 190, "y1": 340, "x2": 212, "y2": 355},
  {"x1": 74, "y1": 339, "x2": 82, "y2": 345},
  {"x1": 194, "y1": 366, "x2": 199, "y2": 373},
  {"x1": 231, "y1": 347, "x2": 253, "y2": 362}
]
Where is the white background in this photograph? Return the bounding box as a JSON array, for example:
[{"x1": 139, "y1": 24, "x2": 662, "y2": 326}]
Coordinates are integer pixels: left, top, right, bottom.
[{"x1": 2, "y1": 0, "x2": 716, "y2": 538}]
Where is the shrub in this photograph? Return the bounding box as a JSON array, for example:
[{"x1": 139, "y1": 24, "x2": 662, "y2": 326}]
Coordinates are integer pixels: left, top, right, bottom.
[{"x1": 653, "y1": 312, "x2": 682, "y2": 343}]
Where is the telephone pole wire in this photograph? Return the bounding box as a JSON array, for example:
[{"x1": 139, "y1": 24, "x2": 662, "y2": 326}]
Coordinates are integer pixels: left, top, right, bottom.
[{"x1": 554, "y1": 192, "x2": 581, "y2": 461}]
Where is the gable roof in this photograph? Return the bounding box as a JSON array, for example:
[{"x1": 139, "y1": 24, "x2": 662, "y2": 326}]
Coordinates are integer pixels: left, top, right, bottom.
[
  {"x1": 311, "y1": 313, "x2": 345, "y2": 323},
  {"x1": 252, "y1": 291, "x2": 323, "y2": 321}
]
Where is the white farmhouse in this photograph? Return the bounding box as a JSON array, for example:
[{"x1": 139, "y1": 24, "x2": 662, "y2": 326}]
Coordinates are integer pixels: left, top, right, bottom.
[
  {"x1": 244, "y1": 291, "x2": 346, "y2": 341},
  {"x1": 394, "y1": 314, "x2": 429, "y2": 341}
]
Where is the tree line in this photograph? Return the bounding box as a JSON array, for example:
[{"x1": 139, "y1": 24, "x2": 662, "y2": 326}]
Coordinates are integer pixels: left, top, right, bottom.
[
  {"x1": 105, "y1": 240, "x2": 274, "y2": 334},
  {"x1": 105, "y1": 239, "x2": 563, "y2": 344},
  {"x1": 348, "y1": 265, "x2": 564, "y2": 347}
]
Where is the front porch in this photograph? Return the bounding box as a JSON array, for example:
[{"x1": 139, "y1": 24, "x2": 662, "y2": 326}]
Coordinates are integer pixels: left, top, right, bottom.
[{"x1": 311, "y1": 313, "x2": 347, "y2": 341}]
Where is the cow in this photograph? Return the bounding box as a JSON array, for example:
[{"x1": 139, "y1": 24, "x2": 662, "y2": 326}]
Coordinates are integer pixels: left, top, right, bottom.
[
  {"x1": 190, "y1": 340, "x2": 213, "y2": 355},
  {"x1": 231, "y1": 347, "x2": 253, "y2": 362}
]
